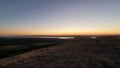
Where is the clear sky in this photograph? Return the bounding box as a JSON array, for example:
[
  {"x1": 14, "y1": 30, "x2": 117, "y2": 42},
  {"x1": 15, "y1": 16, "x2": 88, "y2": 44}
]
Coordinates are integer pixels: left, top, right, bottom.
[{"x1": 0, "y1": 0, "x2": 120, "y2": 36}]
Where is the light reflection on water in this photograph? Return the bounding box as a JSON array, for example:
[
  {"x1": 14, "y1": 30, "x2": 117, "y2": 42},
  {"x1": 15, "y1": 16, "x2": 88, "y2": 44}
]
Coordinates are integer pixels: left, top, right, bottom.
[
  {"x1": 39, "y1": 37, "x2": 75, "y2": 39},
  {"x1": 2, "y1": 36, "x2": 75, "y2": 39}
]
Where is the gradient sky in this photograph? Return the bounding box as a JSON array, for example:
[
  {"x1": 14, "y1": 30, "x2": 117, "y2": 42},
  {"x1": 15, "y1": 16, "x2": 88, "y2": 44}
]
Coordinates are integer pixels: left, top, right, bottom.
[{"x1": 0, "y1": 0, "x2": 120, "y2": 36}]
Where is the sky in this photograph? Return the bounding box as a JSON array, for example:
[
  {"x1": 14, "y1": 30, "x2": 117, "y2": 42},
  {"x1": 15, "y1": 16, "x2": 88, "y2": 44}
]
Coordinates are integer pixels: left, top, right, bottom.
[{"x1": 0, "y1": 0, "x2": 120, "y2": 36}]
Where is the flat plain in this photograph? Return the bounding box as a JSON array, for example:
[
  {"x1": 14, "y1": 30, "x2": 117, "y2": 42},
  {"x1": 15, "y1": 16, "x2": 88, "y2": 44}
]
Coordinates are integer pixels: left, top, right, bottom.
[{"x1": 0, "y1": 36, "x2": 120, "y2": 68}]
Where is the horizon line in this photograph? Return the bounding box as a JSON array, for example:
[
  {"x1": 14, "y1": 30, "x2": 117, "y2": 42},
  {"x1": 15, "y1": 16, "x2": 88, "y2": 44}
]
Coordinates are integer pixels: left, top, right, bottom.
[{"x1": 0, "y1": 34, "x2": 120, "y2": 37}]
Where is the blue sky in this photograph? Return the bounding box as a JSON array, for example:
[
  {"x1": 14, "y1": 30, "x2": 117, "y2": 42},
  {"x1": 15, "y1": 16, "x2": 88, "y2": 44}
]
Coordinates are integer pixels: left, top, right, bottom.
[{"x1": 0, "y1": 0, "x2": 120, "y2": 36}]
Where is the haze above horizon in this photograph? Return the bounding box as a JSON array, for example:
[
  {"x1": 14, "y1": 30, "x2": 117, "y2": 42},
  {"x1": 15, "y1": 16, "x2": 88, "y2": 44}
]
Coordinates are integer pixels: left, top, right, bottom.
[{"x1": 0, "y1": 0, "x2": 120, "y2": 36}]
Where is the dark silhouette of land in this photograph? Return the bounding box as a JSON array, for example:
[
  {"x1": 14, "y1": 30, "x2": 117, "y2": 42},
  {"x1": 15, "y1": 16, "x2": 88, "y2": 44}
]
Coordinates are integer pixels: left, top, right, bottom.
[
  {"x1": 0, "y1": 38, "x2": 64, "y2": 59},
  {"x1": 0, "y1": 35, "x2": 120, "y2": 68}
]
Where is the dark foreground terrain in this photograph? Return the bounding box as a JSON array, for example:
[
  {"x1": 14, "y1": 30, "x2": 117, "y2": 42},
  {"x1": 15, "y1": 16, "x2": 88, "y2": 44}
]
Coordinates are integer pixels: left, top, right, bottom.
[
  {"x1": 0, "y1": 36, "x2": 120, "y2": 68},
  {"x1": 0, "y1": 38, "x2": 63, "y2": 59}
]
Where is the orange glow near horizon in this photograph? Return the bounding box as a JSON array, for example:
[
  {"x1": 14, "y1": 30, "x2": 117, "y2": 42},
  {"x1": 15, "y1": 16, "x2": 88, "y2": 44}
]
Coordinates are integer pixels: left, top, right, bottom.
[
  {"x1": 0, "y1": 29, "x2": 120, "y2": 36},
  {"x1": 0, "y1": 1, "x2": 120, "y2": 36}
]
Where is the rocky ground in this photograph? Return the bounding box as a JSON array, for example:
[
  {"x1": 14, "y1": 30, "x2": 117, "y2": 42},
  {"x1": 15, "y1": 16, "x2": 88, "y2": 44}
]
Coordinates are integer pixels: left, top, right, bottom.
[{"x1": 0, "y1": 39, "x2": 120, "y2": 68}]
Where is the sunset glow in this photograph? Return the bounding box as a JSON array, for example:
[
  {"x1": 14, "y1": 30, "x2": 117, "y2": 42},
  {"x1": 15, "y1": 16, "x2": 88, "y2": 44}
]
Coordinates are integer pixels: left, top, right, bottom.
[{"x1": 0, "y1": 0, "x2": 120, "y2": 36}]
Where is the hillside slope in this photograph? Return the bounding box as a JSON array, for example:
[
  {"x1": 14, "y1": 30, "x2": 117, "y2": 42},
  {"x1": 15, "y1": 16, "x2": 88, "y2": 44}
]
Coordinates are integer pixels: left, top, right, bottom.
[{"x1": 0, "y1": 40, "x2": 120, "y2": 68}]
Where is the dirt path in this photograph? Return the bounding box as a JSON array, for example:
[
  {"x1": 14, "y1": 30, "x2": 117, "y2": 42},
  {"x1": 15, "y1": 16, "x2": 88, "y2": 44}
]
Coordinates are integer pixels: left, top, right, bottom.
[{"x1": 0, "y1": 40, "x2": 120, "y2": 68}]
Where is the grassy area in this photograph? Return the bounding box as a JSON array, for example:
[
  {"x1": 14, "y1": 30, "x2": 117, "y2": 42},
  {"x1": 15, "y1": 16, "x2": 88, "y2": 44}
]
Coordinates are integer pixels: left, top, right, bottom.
[
  {"x1": 0, "y1": 38, "x2": 61, "y2": 59},
  {"x1": 0, "y1": 36, "x2": 120, "y2": 68}
]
